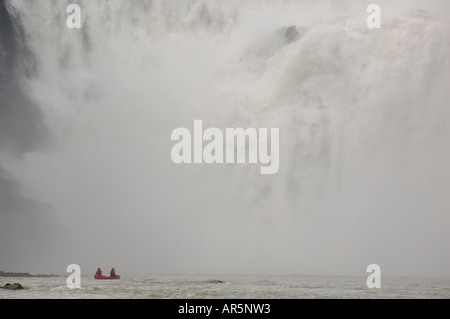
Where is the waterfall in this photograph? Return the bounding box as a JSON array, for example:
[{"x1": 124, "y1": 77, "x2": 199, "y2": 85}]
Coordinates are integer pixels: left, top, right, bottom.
[{"x1": 1, "y1": 0, "x2": 449, "y2": 275}]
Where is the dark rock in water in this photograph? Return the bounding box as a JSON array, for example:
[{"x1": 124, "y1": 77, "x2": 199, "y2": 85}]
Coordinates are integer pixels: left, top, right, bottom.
[
  {"x1": 1, "y1": 283, "x2": 24, "y2": 290},
  {"x1": 278, "y1": 25, "x2": 307, "y2": 45},
  {"x1": 204, "y1": 279, "x2": 224, "y2": 284},
  {"x1": 253, "y1": 25, "x2": 307, "y2": 59},
  {"x1": 281, "y1": 25, "x2": 299, "y2": 43}
]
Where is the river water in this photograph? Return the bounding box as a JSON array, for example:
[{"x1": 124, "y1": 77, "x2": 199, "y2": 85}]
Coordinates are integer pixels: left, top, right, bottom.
[{"x1": 1, "y1": 275, "x2": 449, "y2": 299}]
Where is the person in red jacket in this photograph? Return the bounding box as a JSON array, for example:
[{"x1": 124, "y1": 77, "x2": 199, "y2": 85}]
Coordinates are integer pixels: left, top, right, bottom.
[
  {"x1": 95, "y1": 268, "x2": 102, "y2": 277},
  {"x1": 110, "y1": 268, "x2": 117, "y2": 277}
]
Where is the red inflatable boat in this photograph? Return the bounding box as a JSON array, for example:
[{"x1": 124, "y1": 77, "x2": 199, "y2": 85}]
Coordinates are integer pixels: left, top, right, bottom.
[{"x1": 94, "y1": 275, "x2": 120, "y2": 280}]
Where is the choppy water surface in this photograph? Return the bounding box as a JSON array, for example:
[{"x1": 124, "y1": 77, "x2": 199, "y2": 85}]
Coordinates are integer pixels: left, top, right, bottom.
[{"x1": 1, "y1": 275, "x2": 449, "y2": 299}]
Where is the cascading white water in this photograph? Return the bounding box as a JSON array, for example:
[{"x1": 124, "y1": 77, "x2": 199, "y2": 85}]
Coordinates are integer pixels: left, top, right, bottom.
[{"x1": 2, "y1": 0, "x2": 449, "y2": 275}]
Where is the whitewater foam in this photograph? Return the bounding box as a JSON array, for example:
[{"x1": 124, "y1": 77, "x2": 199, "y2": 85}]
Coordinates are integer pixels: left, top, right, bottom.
[{"x1": 1, "y1": 0, "x2": 449, "y2": 276}]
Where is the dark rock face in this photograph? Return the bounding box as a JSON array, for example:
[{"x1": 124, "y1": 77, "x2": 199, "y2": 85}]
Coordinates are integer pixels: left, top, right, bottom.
[
  {"x1": 277, "y1": 25, "x2": 307, "y2": 45},
  {"x1": 1, "y1": 283, "x2": 24, "y2": 290},
  {"x1": 0, "y1": 1, "x2": 55, "y2": 272},
  {"x1": 0, "y1": 0, "x2": 50, "y2": 155},
  {"x1": 0, "y1": 166, "x2": 56, "y2": 271},
  {"x1": 0, "y1": 167, "x2": 21, "y2": 209},
  {"x1": 280, "y1": 25, "x2": 300, "y2": 43}
]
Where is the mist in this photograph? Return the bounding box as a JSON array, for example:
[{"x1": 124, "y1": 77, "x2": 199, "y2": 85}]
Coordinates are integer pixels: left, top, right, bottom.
[{"x1": 0, "y1": 0, "x2": 449, "y2": 277}]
